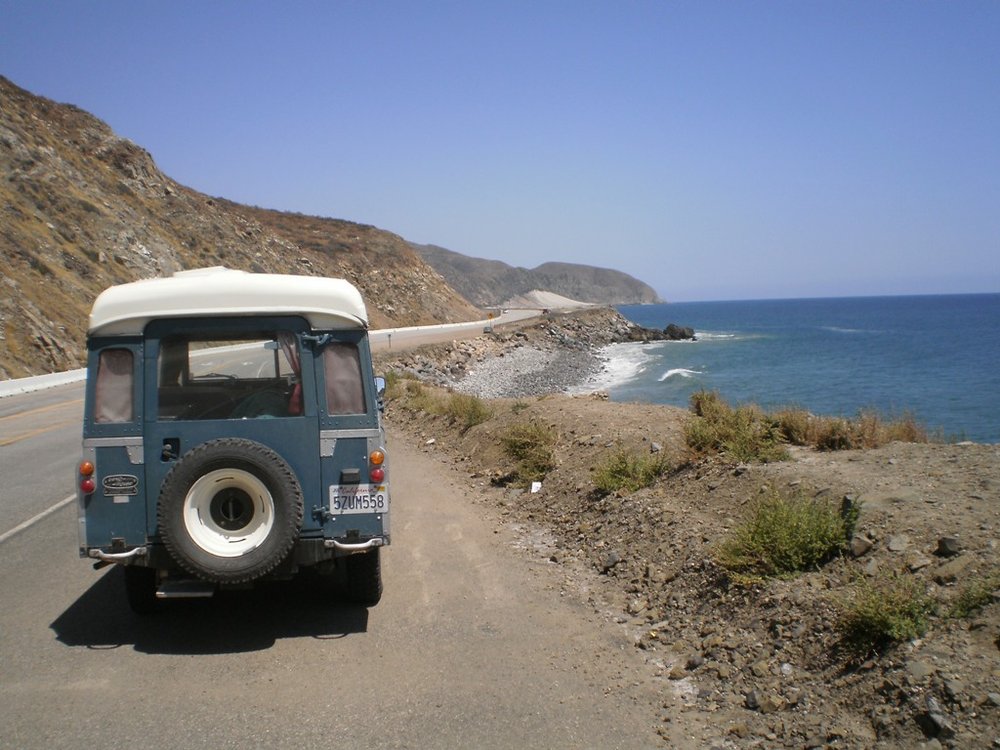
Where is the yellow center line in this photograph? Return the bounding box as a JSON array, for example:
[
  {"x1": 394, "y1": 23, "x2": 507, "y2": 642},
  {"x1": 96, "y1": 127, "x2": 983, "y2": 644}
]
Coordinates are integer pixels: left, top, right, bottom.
[
  {"x1": 0, "y1": 398, "x2": 84, "y2": 424},
  {"x1": 0, "y1": 417, "x2": 81, "y2": 447}
]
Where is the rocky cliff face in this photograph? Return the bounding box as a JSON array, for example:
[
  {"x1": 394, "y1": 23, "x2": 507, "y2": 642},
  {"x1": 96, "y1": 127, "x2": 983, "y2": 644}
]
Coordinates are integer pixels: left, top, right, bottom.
[
  {"x1": 413, "y1": 244, "x2": 663, "y2": 307},
  {"x1": 0, "y1": 76, "x2": 481, "y2": 378}
]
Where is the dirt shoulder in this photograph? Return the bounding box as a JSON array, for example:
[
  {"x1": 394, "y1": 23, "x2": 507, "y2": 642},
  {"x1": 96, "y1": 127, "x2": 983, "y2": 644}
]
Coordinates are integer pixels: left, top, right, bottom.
[{"x1": 378, "y1": 309, "x2": 1000, "y2": 749}]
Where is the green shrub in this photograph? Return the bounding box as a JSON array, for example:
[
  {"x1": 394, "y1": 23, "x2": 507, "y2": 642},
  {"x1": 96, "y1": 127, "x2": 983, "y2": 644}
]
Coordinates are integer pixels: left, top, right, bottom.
[
  {"x1": 690, "y1": 389, "x2": 727, "y2": 419},
  {"x1": 685, "y1": 391, "x2": 788, "y2": 463},
  {"x1": 947, "y1": 570, "x2": 1000, "y2": 619},
  {"x1": 592, "y1": 448, "x2": 670, "y2": 496},
  {"x1": 500, "y1": 421, "x2": 558, "y2": 486},
  {"x1": 444, "y1": 393, "x2": 493, "y2": 432},
  {"x1": 716, "y1": 487, "x2": 854, "y2": 578},
  {"x1": 838, "y1": 573, "x2": 936, "y2": 655}
]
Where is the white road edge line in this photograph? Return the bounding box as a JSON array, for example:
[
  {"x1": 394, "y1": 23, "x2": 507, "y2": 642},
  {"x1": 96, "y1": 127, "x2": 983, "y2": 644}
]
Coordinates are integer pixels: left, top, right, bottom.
[{"x1": 0, "y1": 494, "x2": 75, "y2": 544}]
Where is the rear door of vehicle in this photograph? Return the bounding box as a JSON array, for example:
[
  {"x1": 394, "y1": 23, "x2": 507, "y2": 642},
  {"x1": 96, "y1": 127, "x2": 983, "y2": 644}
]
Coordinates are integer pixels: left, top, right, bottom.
[
  {"x1": 310, "y1": 331, "x2": 388, "y2": 543},
  {"x1": 142, "y1": 316, "x2": 321, "y2": 540},
  {"x1": 79, "y1": 338, "x2": 146, "y2": 552}
]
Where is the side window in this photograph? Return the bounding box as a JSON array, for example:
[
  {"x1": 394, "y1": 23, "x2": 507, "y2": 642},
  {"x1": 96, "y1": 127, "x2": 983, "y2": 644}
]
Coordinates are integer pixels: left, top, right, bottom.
[
  {"x1": 94, "y1": 348, "x2": 134, "y2": 423},
  {"x1": 323, "y1": 343, "x2": 366, "y2": 415}
]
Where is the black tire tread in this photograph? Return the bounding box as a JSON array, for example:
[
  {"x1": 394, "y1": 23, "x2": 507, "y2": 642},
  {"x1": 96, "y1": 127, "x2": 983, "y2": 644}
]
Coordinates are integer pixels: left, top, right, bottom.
[{"x1": 345, "y1": 549, "x2": 383, "y2": 605}]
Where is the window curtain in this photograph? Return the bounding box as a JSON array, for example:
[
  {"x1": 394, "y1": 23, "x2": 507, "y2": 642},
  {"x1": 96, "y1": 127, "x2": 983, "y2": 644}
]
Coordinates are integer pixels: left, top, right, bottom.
[
  {"x1": 95, "y1": 349, "x2": 134, "y2": 423},
  {"x1": 323, "y1": 343, "x2": 366, "y2": 415},
  {"x1": 278, "y1": 332, "x2": 302, "y2": 415}
]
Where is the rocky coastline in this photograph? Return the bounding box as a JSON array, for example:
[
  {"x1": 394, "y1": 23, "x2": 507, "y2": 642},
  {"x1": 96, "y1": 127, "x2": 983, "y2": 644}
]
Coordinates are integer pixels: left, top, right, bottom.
[
  {"x1": 378, "y1": 306, "x2": 1000, "y2": 749},
  {"x1": 375, "y1": 306, "x2": 674, "y2": 399}
]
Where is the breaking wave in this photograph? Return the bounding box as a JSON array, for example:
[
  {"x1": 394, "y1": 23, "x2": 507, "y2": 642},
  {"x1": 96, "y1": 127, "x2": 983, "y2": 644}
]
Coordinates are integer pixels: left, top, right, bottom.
[
  {"x1": 658, "y1": 368, "x2": 702, "y2": 382},
  {"x1": 570, "y1": 342, "x2": 652, "y2": 393}
]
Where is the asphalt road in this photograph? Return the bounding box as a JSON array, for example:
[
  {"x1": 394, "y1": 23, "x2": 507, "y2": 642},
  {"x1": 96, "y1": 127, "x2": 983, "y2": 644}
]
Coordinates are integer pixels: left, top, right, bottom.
[
  {"x1": 0, "y1": 382, "x2": 669, "y2": 749},
  {"x1": 0, "y1": 383, "x2": 82, "y2": 543}
]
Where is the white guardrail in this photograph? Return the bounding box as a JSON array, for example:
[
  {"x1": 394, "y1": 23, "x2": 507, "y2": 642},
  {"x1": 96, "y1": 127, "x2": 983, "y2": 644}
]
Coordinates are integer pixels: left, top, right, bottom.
[
  {"x1": 0, "y1": 311, "x2": 535, "y2": 399},
  {"x1": 0, "y1": 369, "x2": 87, "y2": 398}
]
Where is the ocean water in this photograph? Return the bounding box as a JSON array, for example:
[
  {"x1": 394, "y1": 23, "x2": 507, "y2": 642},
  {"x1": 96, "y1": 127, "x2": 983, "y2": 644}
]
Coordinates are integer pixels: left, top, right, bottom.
[{"x1": 582, "y1": 295, "x2": 1000, "y2": 444}]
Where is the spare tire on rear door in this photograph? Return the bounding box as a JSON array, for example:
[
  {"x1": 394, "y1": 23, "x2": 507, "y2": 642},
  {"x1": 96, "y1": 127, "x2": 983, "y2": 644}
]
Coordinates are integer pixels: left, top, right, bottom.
[{"x1": 157, "y1": 438, "x2": 304, "y2": 584}]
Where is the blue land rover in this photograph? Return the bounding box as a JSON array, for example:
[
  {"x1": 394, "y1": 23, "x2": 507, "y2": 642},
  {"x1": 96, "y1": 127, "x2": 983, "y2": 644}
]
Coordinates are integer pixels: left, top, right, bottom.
[{"x1": 76, "y1": 267, "x2": 389, "y2": 613}]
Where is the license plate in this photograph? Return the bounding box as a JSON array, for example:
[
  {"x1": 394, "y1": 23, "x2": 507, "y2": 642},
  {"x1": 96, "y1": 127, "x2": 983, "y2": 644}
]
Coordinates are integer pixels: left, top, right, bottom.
[{"x1": 328, "y1": 484, "x2": 388, "y2": 515}]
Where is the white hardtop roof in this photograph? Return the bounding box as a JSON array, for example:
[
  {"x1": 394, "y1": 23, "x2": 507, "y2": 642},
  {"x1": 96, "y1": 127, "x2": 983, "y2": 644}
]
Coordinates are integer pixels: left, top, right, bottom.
[{"x1": 89, "y1": 267, "x2": 369, "y2": 336}]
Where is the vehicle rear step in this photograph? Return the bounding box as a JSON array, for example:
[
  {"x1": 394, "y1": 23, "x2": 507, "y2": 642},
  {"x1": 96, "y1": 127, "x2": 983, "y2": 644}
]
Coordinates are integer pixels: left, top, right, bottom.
[{"x1": 156, "y1": 579, "x2": 215, "y2": 599}]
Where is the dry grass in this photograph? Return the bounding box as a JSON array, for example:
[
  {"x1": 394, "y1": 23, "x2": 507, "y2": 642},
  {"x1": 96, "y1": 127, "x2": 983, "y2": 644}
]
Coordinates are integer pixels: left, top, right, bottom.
[
  {"x1": 500, "y1": 421, "x2": 559, "y2": 486},
  {"x1": 687, "y1": 391, "x2": 930, "y2": 462},
  {"x1": 782, "y1": 408, "x2": 929, "y2": 450},
  {"x1": 388, "y1": 375, "x2": 493, "y2": 433}
]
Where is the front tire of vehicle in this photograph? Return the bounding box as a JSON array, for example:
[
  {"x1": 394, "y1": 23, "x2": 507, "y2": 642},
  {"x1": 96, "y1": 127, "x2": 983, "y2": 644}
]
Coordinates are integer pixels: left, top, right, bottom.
[{"x1": 157, "y1": 438, "x2": 303, "y2": 584}]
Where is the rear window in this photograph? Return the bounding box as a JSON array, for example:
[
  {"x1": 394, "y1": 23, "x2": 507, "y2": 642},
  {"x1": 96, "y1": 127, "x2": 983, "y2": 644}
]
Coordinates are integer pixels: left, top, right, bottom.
[
  {"x1": 94, "y1": 348, "x2": 134, "y2": 423},
  {"x1": 156, "y1": 330, "x2": 302, "y2": 420},
  {"x1": 323, "y1": 342, "x2": 366, "y2": 415}
]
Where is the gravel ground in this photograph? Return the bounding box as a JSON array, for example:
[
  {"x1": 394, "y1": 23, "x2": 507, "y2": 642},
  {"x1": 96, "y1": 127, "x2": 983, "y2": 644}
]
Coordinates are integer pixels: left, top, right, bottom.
[
  {"x1": 376, "y1": 306, "x2": 637, "y2": 400},
  {"x1": 451, "y1": 346, "x2": 605, "y2": 399}
]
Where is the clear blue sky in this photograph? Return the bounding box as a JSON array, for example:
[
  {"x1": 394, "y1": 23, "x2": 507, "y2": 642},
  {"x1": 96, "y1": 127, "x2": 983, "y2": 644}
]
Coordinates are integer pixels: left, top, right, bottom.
[{"x1": 3, "y1": 1, "x2": 998, "y2": 301}]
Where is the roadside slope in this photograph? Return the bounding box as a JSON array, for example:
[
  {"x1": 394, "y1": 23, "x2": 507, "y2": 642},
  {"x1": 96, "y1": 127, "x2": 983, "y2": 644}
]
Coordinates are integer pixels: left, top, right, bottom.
[{"x1": 379, "y1": 335, "x2": 1000, "y2": 748}]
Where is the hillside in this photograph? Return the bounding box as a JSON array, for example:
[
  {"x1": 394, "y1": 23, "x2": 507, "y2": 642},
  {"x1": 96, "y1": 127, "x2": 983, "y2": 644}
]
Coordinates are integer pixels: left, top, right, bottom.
[
  {"x1": 413, "y1": 243, "x2": 663, "y2": 307},
  {"x1": 0, "y1": 76, "x2": 481, "y2": 379}
]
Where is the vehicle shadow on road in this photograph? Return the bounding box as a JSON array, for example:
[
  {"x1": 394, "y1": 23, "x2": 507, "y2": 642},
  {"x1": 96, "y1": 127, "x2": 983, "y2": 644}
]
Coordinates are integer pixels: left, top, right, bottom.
[{"x1": 50, "y1": 567, "x2": 370, "y2": 655}]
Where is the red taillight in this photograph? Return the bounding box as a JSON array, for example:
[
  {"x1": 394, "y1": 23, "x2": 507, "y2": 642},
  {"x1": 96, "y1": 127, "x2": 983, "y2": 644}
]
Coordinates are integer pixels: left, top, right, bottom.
[
  {"x1": 79, "y1": 461, "x2": 96, "y2": 494},
  {"x1": 369, "y1": 449, "x2": 386, "y2": 483}
]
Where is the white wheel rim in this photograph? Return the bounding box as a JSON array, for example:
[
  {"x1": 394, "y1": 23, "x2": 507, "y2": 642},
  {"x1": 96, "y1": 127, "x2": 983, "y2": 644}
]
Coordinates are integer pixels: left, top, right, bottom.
[{"x1": 182, "y1": 468, "x2": 275, "y2": 557}]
